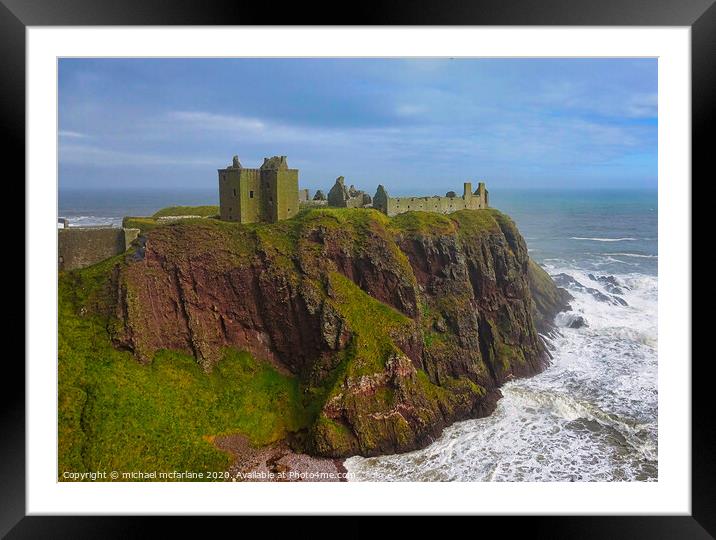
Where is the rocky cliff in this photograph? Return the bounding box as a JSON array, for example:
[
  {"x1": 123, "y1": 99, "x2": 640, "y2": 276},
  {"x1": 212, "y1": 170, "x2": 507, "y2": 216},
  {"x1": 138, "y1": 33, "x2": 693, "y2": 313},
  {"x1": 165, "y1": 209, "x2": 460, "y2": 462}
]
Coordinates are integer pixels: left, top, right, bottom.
[{"x1": 105, "y1": 208, "x2": 568, "y2": 458}]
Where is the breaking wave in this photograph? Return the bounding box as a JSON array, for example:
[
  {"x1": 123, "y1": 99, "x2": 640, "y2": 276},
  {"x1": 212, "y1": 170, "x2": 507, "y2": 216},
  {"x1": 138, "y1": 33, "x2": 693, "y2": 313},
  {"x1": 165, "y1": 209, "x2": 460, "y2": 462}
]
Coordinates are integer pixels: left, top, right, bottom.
[
  {"x1": 58, "y1": 215, "x2": 123, "y2": 228},
  {"x1": 345, "y1": 263, "x2": 657, "y2": 482},
  {"x1": 570, "y1": 237, "x2": 638, "y2": 242}
]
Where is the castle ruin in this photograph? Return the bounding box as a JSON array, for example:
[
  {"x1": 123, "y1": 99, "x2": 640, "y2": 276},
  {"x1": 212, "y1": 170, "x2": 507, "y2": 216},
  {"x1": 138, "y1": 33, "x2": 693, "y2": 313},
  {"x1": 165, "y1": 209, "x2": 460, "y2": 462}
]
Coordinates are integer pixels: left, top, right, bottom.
[
  {"x1": 373, "y1": 182, "x2": 489, "y2": 217},
  {"x1": 327, "y1": 176, "x2": 372, "y2": 208},
  {"x1": 218, "y1": 155, "x2": 299, "y2": 223}
]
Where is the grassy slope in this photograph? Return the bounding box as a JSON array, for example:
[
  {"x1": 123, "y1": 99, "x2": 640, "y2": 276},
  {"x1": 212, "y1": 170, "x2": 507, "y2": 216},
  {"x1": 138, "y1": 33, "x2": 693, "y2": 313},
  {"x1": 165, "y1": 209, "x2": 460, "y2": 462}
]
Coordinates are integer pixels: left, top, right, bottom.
[
  {"x1": 122, "y1": 205, "x2": 219, "y2": 234},
  {"x1": 59, "y1": 257, "x2": 312, "y2": 480},
  {"x1": 59, "y1": 207, "x2": 513, "y2": 477},
  {"x1": 152, "y1": 205, "x2": 219, "y2": 218}
]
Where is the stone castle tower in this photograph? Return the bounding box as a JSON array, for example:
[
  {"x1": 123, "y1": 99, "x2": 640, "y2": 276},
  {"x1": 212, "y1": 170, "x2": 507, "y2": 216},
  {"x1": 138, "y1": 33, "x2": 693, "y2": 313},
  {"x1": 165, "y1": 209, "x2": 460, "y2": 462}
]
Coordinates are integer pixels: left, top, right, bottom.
[{"x1": 218, "y1": 155, "x2": 299, "y2": 223}]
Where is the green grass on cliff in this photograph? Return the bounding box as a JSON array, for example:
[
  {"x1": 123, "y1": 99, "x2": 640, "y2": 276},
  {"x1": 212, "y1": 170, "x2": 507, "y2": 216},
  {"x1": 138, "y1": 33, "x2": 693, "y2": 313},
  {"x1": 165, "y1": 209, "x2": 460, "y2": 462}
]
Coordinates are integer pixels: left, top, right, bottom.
[
  {"x1": 152, "y1": 205, "x2": 219, "y2": 218},
  {"x1": 121, "y1": 205, "x2": 219, "y2": 234},
  {"x1": 327, "y1": 271, "x2": 413, "y2": 378},
  {"x1": 388, "y1": 211, "x2": 457, "y2": 236},
  {"x1": 58, "y1": 259, "x2": 311, "y2": 480},
  {"x1": 122, "y1": 216, "x2": 161, "y2": 234}
]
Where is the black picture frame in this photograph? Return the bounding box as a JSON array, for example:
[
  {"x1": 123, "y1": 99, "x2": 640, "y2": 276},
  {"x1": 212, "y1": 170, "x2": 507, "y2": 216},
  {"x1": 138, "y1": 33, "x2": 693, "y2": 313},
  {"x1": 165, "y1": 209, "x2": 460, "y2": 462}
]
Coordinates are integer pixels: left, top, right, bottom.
[{"x1": 5, "y1": 0, "x2": 710, "y2": 535}]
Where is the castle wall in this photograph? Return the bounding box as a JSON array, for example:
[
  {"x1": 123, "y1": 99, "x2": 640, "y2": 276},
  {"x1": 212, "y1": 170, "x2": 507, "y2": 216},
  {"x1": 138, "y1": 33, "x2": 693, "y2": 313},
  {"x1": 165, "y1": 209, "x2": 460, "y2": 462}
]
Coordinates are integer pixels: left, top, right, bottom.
[
  {"x1": 239, "y1": 169, "x2": 261, "y2": 223},
  {"x1": 345, "y1": 195, "x2": 366, "y2": 209},
  {"x1": 271, "y1": 169, "x2": 300, "y2": 221},
  {"x1": 378, "y1": 182, "x2": 489, "y2": 217},
  {"x1": 58, "y1": 227, "x2": 140, "y2": 271},
  {"x1": 219, "y1": 168, "x2": 262, "y2": 223},
  {"x1": 219, "y1": 168, "x2": 239, "y2": 221}
]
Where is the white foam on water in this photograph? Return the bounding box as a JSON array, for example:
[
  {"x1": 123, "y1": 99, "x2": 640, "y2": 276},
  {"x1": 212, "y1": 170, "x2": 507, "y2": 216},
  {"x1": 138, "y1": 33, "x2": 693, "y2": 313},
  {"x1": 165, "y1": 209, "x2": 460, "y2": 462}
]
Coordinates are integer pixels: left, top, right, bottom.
[
  {"x1": 345, "y1": 265, "x2": 657, "y2": 482},
  {"x1": 606, "y1": 253, "x2": 658, "y2": 259},
  {"x1": 570, "y1": 237, "x2": 638, "y2": 242},
  {"x1": 61, "y1": 215, "x2": 123, "y2": 228}
]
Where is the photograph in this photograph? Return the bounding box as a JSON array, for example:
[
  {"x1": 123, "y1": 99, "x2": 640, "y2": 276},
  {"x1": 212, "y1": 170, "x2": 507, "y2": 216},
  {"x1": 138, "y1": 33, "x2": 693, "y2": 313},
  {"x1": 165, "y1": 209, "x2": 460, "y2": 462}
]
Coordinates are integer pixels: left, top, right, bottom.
[{"x1": 57, "y1": 57, "x2": 658, "y2": 483}]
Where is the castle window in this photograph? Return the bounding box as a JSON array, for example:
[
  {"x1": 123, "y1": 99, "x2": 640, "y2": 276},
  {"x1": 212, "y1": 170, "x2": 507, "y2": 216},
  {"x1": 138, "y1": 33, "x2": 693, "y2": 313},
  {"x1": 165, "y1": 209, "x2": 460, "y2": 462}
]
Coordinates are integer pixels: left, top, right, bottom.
[
  {"x1": 233, "y1": 188, "x2": 236, "y2": 197},
  {"x1": 249, "y1": 191, "x2": 254, "y2": 198}
]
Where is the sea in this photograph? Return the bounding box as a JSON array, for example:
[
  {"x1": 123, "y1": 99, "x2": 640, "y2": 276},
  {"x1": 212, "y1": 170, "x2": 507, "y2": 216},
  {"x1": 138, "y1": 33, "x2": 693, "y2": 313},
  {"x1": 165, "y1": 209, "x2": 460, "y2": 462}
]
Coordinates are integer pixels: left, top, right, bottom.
[{"x1": 59, "y1": 188, "x2": 658, "y2": 482}]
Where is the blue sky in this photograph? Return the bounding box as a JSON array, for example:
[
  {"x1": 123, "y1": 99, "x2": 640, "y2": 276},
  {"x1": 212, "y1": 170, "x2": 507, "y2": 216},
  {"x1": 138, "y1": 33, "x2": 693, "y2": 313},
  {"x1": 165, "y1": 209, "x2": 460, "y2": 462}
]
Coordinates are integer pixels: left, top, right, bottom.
[{"x1": 58, "y1": 58, "x2": 657, "y2": 194}]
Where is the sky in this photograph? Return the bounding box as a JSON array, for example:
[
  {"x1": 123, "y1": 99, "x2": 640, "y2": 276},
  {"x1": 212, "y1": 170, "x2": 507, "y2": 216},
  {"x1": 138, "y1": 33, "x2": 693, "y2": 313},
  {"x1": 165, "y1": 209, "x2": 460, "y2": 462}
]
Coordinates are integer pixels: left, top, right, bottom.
[{"x1": 58, "y1": 58, "x2": 657, "y2": 195}]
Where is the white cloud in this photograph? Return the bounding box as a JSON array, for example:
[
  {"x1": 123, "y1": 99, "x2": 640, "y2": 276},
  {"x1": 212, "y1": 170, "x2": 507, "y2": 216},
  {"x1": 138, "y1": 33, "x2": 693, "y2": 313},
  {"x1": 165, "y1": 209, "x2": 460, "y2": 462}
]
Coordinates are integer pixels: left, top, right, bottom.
[
  {"x1": 395, "y1": 104, "x2": 427, "y2": 117},
  {"x1": 59, "y1": 130, "x2": 87, "y2": 139},
  {"x1": 167, "y1": 111, "x2": 266, "y2": 132},
  {"x1": 60, "y1": 143, "x2": 217, "y2": 167},
  {"x1": 625, "y1": 93, "x2": 658, "y2": 118}
]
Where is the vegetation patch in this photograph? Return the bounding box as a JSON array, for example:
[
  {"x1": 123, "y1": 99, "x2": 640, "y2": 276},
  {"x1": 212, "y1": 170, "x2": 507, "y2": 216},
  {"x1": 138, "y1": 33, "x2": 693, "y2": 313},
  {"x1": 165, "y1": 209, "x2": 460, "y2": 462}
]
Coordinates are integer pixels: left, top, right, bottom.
[
  {"x1": 59, "y1": 261, "x2": 312, "y2": 480},
  {"x1": 152, "y1": 205, "x2": 219, "y2": 218},
  {"x1": 326, "y1": 272, "x2": 413, "y2": 380},
  {"x1": 389, "y1": 211, "x2": 457, "y2": 237},
  {"x1": 450, "y1": 208, "x2": 502, "y2": 238},
  {"x1": 122, "y1": 216, "x2": 161, "y2": 234}
]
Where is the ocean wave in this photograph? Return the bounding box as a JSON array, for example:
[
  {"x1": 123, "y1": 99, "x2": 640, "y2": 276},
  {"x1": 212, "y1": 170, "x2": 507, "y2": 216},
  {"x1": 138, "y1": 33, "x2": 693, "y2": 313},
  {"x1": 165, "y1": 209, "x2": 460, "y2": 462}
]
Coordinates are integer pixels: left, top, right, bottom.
[
  {"x1": 345, "y1": 263, "x2": 658, "y2": 482},
  {"x1": 606, "y1": 253, "x2": 658, "y2": 259},
  {"x1": 507, "y1": 386, "x2": 657, "y2": 462},
  {"x1": 570, "y1": 237, "x2": 638, "y2": 242},
  {"x1": 60, "y1": 215, "x2": 123, "y2": 228}
]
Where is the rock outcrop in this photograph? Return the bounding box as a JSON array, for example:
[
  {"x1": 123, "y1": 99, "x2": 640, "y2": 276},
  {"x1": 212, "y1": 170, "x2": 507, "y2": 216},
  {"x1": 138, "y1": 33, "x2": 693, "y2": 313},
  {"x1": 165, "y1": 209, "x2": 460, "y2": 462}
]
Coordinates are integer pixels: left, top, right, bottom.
[{"x1": 106, "y1": 208, "x2": 568, "y2": 458}]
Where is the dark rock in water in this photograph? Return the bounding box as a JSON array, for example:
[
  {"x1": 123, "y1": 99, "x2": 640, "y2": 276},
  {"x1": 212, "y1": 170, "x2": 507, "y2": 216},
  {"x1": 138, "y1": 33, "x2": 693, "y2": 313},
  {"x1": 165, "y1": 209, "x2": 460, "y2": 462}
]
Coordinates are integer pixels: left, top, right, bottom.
[
  {"x1": 553, "y1": 273, "x2": 584, "y2": 289},
  {"x1": 588, "y1": 274, "x2": 630, "y2": 294},
  {"x1": 528, "y1": 263, "x2": 572, "y2": 333},
  {"x1": 567, "y1": 316, "x2": 588, "y2": 329},
  {"x1": 587, "y1": 288, "x2": 615, "y2": 304},
  {"x1": 553, "y1": 272, "x2": 627, "y2": 306},
  {"x1": 557, "y1": 312, "x2": 588, "y2": 329},
  {"x1": 611, "y1": 295, "x2": 628, "y2": 306}
]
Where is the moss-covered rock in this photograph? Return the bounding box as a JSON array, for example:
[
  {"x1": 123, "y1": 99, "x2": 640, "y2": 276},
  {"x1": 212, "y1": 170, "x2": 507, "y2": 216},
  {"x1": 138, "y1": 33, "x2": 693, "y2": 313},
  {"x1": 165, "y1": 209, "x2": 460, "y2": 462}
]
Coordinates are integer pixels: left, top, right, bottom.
[{"x1": 527, "y1": 259, "x2": 572, "y2": 333}]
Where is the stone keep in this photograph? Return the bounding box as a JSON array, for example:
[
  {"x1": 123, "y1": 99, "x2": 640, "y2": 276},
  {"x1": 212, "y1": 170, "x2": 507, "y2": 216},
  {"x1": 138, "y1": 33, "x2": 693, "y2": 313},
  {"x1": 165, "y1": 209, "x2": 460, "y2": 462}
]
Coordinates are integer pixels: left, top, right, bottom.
[{"x1": 219, "y1": 155, "x2": 299, "y2": 223}]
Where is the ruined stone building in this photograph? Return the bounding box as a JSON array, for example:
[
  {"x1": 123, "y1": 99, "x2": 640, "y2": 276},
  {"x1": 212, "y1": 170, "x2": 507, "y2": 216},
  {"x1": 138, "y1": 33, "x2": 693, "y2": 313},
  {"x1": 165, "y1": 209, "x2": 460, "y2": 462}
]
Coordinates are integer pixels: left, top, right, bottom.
[
  {"x1": 327, "y1": 176, "x2": 372, "y2": 208},
  {"x1": 218, "y1": 155, "x2": 299, "y2": 223},
  {"x1": 373, "y1": 182, "x2": 489, "y2": 217}
]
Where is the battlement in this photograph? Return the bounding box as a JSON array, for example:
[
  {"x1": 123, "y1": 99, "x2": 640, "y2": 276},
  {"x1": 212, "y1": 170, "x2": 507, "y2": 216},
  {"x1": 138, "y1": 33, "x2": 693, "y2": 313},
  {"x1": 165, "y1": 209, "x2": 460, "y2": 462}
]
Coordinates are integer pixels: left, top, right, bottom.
[{"x1": 261, "y1": 155, "x2": 290, "y2": 170}]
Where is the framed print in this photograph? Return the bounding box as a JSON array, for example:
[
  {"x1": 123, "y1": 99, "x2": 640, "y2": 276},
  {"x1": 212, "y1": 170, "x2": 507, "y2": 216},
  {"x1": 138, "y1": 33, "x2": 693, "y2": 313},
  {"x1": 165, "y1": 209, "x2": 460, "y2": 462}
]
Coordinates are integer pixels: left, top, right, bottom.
[{"x1": 6, "y1": 0, "x2": 712, "y2": 535}]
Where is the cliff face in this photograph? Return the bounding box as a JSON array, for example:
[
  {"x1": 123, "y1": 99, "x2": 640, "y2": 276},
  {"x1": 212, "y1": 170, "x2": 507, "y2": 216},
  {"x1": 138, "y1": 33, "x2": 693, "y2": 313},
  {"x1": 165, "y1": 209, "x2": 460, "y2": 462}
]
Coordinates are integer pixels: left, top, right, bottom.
[{"x1": 108, "y1": 208, "x2": 567, "y2": 458}]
